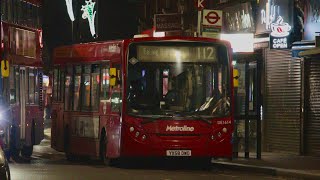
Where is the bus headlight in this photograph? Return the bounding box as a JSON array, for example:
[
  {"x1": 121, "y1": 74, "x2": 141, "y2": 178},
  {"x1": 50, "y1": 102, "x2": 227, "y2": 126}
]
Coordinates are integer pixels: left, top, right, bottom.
[{"x1": 222, "y1": 127, "x2": 227, "y2": 133}]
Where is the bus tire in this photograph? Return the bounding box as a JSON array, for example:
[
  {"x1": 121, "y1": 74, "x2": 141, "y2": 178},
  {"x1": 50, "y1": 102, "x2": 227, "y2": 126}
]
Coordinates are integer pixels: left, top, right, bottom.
[
  {"x1": 9, "y1": 125, "x2": 20, "y2": 159},
  {"x1": 197, "y1": 157, "x2": 212, "y2": 170},
  {"x1": 21, "y1": 122, "x2": 36, "y2": 158},
  {"x1": 64, "y1": 125, "x2": 75, "y2": 161},
  {"x1": 21, "y1": 145, "x2": 33, "y2": 158},
  {"x1": 100, "y1": 129, "x2": 111, "y2": 166}
]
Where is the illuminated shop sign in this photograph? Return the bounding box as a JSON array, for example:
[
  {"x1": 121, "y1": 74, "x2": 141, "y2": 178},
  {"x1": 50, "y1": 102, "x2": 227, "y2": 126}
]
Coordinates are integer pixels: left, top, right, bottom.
[
  {"x1": 256, "y1": 0, "x2": 293, "y2": 35},
  {"x1": 81, "y1": 0, "x2": 97, "y2": 37},
  {"x1": 269, "y1": 13, "x2": 292, "y2": 49},
  {"x1": 222, "y1": 2, "x2": 255, "y2": 33},
  {"x1": 220, "y1": 33, "x2": 254, "y2": 52},
  {"x1": 304, "y1": 0, "x2": 320, "y2": 40},
  {"x1": 261, "y1": 3, "x2": 292, "y2": 49}
]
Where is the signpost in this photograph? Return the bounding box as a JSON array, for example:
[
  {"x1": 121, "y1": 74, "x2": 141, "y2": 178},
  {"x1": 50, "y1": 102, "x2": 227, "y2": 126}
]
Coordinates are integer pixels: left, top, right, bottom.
[
  {"x1": 154, "y1": 13, "x2": 182, "y2": 32},
  {"x1": 195, "y1": 0, "x2": 206, "y2": 11},
  {"x1": 202, "y1": 9, "x2": 223, "y2": 39}
]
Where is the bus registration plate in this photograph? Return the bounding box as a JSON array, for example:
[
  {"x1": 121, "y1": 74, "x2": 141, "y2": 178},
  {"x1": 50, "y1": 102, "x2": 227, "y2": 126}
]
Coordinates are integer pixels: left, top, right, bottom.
[{"x1": 166, "y1": 150, "x2": 191, "y2": 156}]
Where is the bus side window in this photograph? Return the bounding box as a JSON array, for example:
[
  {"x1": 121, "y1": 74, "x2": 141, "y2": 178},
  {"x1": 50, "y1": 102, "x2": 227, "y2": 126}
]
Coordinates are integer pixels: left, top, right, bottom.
[
  {"x1": 73, "y1": 65, "x2": 81, "y2": 111},
  {"x1": 91, "y1": 64, "x2": 100, "y2": 111},
  {"x1": 28, "y1": 68, "x2": 36, "y2": 104},
  {"x1": 64, "y1": 66, "x2": 73, "y2": 111},
  {"x1": 81, "y1": 64, "x2": 100, "y2": 111},
  {"x1": 35, "y1": 69, "x2": 39, "y2": 105},
  {"x1": 111, "y1": 65, "x2": 122, "y2": 113},
  {"x1": 15, "y1": 67, "x2": 20, "y2": 103},
  {"x1": 9, "y1": 66, "x2": 16, "y2": 104},
  {"x1": 53, "y1": 67, "x2": 65, "y2": 102},
  {"x1": 53, "y1": 67, "x2": 59, "y2": 102},
  {"x1": 100, "y1": 64, "x2": 110, "y2": 100}
]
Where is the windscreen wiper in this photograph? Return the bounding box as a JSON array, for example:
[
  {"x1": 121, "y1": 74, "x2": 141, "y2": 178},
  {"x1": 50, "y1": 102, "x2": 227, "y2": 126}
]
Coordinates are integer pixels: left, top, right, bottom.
[
  {"x1": 141, "y1": 114, "x2": 174, "y2": 124},
  {"x1": 173, "y1": 112, "x2": 213, "y2": 125},
  {"x1": 189, "y1": 114, "x2": 213, "y2": 125}
]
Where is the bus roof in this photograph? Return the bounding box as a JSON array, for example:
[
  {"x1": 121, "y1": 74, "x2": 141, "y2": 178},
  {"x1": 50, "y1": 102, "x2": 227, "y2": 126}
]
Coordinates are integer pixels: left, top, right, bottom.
[
  {"x1": 53, "y1": 40, "x2": 124, "y2": 65},
  {"x1": 53, "y1": 36, "x2": 231, "y2": 65}
]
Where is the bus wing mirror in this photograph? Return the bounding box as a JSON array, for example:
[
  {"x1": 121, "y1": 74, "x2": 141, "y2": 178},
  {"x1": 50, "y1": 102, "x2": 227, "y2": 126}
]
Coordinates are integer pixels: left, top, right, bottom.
[
  {"x1": 233, "y1": 69, "x2": 239, "y2": 88},
  {"x1": 110, "y1": 68, "x2": 117, "y2": 86},
  {"x1": 1, "y1": 59, "x2": 10, "y2": 77}
]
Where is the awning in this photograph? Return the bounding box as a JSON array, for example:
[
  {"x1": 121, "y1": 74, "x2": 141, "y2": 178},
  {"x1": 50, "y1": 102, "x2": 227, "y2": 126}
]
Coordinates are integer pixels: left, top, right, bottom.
[{"x1": 299, "y1": 47, "x2": 320, "y2": 57}]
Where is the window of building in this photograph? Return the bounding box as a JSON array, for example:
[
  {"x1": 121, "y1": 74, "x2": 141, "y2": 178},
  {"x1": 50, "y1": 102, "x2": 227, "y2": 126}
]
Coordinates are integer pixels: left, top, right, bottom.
[{"x1": 1, "y1": 0, "x2": 41, "y2": 28}]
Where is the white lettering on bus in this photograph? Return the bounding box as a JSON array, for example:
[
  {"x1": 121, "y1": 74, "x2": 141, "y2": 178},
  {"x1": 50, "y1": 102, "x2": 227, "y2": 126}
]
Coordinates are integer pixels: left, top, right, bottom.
[
  {"x1": 166, "y1": 125, "x2": 195, "y2": 132},
  {"x1": 217, "y1": 120, "x2": 232, "y2": 125}
]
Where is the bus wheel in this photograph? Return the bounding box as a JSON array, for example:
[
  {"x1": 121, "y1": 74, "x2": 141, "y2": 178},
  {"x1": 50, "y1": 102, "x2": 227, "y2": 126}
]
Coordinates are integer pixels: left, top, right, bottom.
[
  {"x1": 21, "y1": 145, "x2": 33, "y2": 158},
  {"x1": 10, "y1": 125, "x2": 20, "y2": 159},
  {"x1": 64, "y1": 125, "x2": 76, "y2": 161},
  {"x1": 10, "y1": 146, "x2": 20, "y2": 160},
  {"x1": 21, "y1": 123, "x2": 35, "y2": 158},
  {"x1": 197, "y1": 157, "x2": 212, "y2": 170},
  {"x1": 100, "y1": 130, "x2": 111, "y2": 166}
]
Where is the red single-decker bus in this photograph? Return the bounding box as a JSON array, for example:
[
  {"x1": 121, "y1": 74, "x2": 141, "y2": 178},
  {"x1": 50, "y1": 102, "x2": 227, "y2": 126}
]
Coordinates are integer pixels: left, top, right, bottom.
[{"x1": 51, "y1": 36, "x2": 234, "y2": 164}]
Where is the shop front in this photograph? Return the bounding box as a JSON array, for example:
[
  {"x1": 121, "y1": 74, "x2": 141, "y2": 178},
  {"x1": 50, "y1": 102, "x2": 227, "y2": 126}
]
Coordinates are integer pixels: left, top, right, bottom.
[
  {"x1": 254, "y1": 0, "x2": 304, "y2": 155},
  {"x1": 220, "y1": 1, "x2": 262, "y2": 159},
  {"x1": 301, "y1": 47, "x2": 320, "y2": 156},
  {"x1": 290, "y1": 0, "x2": 320, "y2": 156}
]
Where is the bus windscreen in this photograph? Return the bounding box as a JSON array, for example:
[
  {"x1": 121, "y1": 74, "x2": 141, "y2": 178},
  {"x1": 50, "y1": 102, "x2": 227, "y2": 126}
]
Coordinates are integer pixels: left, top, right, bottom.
[{"x1": 127, "y1": 41, "x2": 231, "y2": 119}]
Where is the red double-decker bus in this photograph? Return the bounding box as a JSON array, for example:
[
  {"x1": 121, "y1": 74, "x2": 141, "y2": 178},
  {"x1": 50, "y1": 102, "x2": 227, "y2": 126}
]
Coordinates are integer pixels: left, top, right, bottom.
[
  {"x1": 0, "y1": 21, "x2": 44, "y2": 158},
  {"x1": 51, "y1": 36, "x2": 234, "y2": 164}
]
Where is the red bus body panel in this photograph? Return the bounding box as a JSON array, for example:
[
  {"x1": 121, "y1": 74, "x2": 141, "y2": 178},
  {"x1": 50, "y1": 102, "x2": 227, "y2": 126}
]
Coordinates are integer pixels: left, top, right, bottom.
[{"x1": 121, "y1": 116, "x2": 232, "y2": 158}]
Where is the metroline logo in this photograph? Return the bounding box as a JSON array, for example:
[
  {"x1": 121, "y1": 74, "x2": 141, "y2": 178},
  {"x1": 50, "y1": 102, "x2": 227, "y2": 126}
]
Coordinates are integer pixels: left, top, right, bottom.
[{"x1": 166, "y1": 125, "x2": 195, "y2": 132}]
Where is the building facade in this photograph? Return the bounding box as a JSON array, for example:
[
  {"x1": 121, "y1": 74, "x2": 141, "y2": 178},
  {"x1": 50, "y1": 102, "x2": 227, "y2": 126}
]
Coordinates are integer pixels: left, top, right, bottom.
[
  {"x1": 42, "y1": 0, "x2": 320, "y2": 156},
  {"x1": 211, "y1": 0, "x2": 320, "y2": 156}
]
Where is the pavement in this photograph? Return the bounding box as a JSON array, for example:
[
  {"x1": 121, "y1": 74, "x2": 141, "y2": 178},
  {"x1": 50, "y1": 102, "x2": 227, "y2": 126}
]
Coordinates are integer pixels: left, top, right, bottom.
[
  {"x1": 43, "y1": 119, "x2": 320, "y2": 179},
  {"x1": 212, "y1": 152, "x2": 320, "y2": 180}
]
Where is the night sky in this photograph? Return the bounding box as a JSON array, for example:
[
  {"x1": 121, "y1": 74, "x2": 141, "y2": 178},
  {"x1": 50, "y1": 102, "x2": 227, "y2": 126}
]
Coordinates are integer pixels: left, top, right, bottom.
[{"x1": 42, "y1": 0, "x2": 139, "y2": 58}]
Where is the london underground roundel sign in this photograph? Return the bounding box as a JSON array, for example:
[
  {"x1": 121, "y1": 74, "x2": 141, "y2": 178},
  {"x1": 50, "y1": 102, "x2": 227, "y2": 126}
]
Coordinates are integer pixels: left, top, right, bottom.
[{"x1": 202, "y1": 10, "x2": 223, "y2": 27}]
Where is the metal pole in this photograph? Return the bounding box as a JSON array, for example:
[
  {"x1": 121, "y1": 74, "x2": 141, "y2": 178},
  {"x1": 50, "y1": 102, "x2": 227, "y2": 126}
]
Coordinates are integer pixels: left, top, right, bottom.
[
  {"x1": 233, "y1": 88, "x2": 239, "y2": 158},
  {"x1": 245, "y1": 62, "x2": 250, "y2": 158},
  {"x1": 197, "y1": 10, "x2": 202, "y2": 36},
  {"x1": 256, "y1": 58, "x2": 262, "y2": 159}
]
